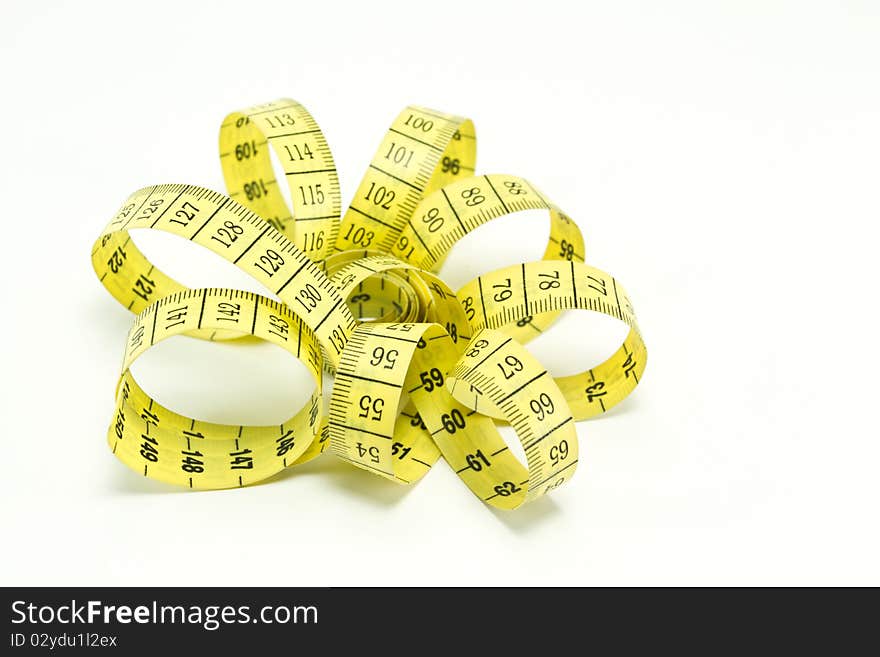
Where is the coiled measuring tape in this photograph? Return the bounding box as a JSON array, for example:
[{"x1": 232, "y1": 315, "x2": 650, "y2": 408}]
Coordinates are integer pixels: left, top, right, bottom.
[{"x1": 91, "y1": 98, "x2": 646, "y2": 509}]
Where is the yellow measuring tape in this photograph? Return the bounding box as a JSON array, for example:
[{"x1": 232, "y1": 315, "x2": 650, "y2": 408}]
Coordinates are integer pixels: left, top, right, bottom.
[{"x1": 91, "y1": 98, "x2": 647, "y2": 509}]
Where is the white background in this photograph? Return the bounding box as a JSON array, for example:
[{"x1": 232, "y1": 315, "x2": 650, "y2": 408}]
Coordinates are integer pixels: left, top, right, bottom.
[{"x1": 1, "y1": 0, "x2": 878, "y2": 586}]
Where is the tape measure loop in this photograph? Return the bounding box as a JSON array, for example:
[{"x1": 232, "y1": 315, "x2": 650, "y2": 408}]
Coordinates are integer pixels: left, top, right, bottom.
[
  {"x1": 219, "y1": 98, "x2": 342, "y2": 265},
  {"x1": 458, "y1": 260, "x2": 647, "y2": 420},
  {"x1": 91, "y1": 183, "x2": 357, "y2": 367},
  {"x1": 111, "y1": 288, "x2": 325, "y2": 489}
]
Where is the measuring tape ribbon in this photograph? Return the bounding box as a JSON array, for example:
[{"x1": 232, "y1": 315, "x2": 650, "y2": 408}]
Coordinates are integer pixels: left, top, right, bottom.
[
  {"x1": 110, "y1": 288, "x2": 325, "y2": 489},
  {"x1": 91, "y1": 98, "x2": 647, "y2": 508}
]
